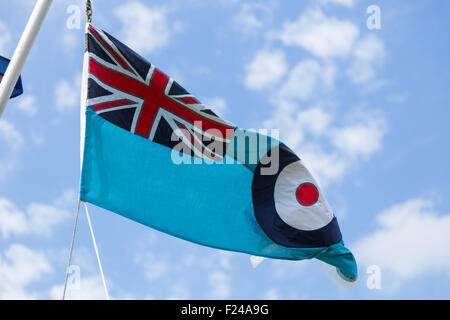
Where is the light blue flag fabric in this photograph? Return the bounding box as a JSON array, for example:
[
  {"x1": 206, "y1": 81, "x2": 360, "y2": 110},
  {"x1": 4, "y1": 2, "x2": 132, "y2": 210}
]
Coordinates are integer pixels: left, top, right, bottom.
[{"x1": 80, "y1": 24, "x2": 357, "y2": 281}]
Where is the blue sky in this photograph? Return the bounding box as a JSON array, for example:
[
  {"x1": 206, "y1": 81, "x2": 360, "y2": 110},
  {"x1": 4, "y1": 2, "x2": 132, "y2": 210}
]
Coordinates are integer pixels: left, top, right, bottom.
[{"x1": 0, "y1": 0, "x2": 449, "y2": 299}]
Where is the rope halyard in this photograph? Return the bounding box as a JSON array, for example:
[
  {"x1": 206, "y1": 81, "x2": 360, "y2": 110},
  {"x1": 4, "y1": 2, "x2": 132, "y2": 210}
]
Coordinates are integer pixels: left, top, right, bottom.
[
  {"x1": 86, "y1": 0, "x2": 92, "y2": 23},
  {"x1": 62, "y1": 199, "x2": 81, "y2": 300},
  {"x1": 62, "y1": 200, "x2": 110, "y2": 300},
  {"x1": 83, "y1": 201, "x2": 110, "y2": 300}
]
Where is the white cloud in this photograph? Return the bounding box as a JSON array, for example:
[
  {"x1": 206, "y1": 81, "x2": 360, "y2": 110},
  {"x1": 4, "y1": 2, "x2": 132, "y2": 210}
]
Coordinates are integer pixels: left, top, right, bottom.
[
  {"x1": 203, "y1": 97, "x2": 227, "y2": 117},
  {"x1": 0, "y1": 244, "x2": 52, "y2": 299},
  {"x1": 300, "y1": 145, "x2": 349, "y2": 186},
  {"x1": 31, "y1": 132, "x2": 46, "y2": 146},
  {"x1": 208, "y1": 270, "x2": 231, "y2": 299},
  {"x1": 0, "y1": 191, "x2": 71, "y2": 239},
  {"x1": 0, "y1": 119, "x2": 23, "y2": 179},
  {"x1": 263, "y1": 100, "x2": 305, "y2": 149},
  {"x1": 292, "y1": 109, "x2": 386, "y2": 185},
  {"x1": 264, "y1": 106, "x2": 386, "y2": 187},
  {"x1": 132, "y1": 248, "x2": 234, "y2": 299},
  {"x1": 348, "y1": 34, "x2": 385, "y2": 84},
  {"x1": 264, "y1": 103, "x2": 334, "y2": 159},
  {"x1": 387, "y1": 93, "x2": 407, "y2": 104},
  {"x1": 232, "y1": 2, "x2": 275, "y2": 35},
  {"x1": 167, "y1": 283, "x2": 190, "y2": 300},
  {"x1": 262, "y1": 287, "x2": 280, "y2": 299},
  {"x1": 26, "y1": 203, "x2": 70, "y2": 236},
  {"x1": 353, "y1": 34, "x2": 385, "y2": 62},
  {"x1": 276, "y1": 8, "x2": 359, "y2": 58},
  {"x1": 0, "y1": 20, "x2": 11, "y2": 55},
  {"x1": 53, "y1": 188, "x2": 77, "y2": 208},
  {"x1": 220, "y1": 0, "x2": 241, "y2": 7},
  {"x1": 0, "y1": 119, "x2": 23, "y2": 151},
  {"x1": 331, "y1": 111, "x2": 387, "y2": 159},
  {"x1": 317, "y1": 0, "x2": 355, "y2": 7},
  {"x1": 355, "y1": 198, "x2": 450, "y2": 283},
  {"x1": 261, "y1": 59, "x2": 336, "y2": 160},
  {"x1": 263, "y1": 53, "x2": 387, "y2": 187},
  {"x1": 261, "y1": 64, "x2": 386, "y2": 186},
  {"x1": 267, "y1": 259, "x2": 308, "y2": 280},
  {"x1": 186, "y1": 249, "x2": 235, "y2": 271},
  {"x1": 114, "y1": 3, "x2": 177, "y2": 55},
  {"x1": 279, "y1": 108, "x2": 387, "y2": 186},
  {"x1": 135, "y1": 252, "x2": 169, "y2": 281},
  {"x1": 218, "y1": 251, "x2": 233, "y2": 270},
  {"x1": 254, "y1": 7, "x2": 388, "y2": 187},
  {"x1": 278, "y1": 59, "x2": 335, "y2": 102},
  {"x1": 244, "y1": 50, "x2": 287, "y2": 91},
  {"x1": 297, "y1": 106, "x2": 333, "y2": 137},
  {"x1": 16, "y1": 95, "x2": 38, "y2": 117},
  {"x1": 54, "y1": 76, "x2": 80, "y2": 113},
  {"x1": 49, "y1": 275, "x2": 109, "y2": 300},
  {"x1": 0, "y1": 199, "x2": 28, "y2": 238}
]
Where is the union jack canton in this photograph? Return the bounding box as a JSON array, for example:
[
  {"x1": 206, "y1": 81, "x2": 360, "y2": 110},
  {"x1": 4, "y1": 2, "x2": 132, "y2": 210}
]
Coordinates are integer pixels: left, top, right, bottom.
[{"x1": 86, "y1": 25, "x2": 234, "y2": 161}]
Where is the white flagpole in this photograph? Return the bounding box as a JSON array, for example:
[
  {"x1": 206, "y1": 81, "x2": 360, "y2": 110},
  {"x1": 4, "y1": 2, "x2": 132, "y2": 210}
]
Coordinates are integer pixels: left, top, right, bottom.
[
  {"x1": 0, "y1": 0, "x2": 53, "y2": 118},
  {"x1": 83, "y1": 201, "x2": 110, "y2": 300}
]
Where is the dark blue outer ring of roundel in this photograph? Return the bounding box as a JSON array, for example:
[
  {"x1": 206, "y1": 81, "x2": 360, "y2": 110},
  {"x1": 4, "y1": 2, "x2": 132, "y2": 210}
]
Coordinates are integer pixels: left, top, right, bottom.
[
  {"x1": 0, "y1": 56, "x2": 23, "y2": 99},
  {"x1": 251, "y1": 144, "x2": 342, "y2": 248}
]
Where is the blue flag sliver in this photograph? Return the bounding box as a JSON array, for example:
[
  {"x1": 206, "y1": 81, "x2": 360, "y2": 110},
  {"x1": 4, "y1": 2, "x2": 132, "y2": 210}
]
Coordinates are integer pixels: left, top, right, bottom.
[{"x1": 0, "y1": 56, "x2": 23, "y2": 99}]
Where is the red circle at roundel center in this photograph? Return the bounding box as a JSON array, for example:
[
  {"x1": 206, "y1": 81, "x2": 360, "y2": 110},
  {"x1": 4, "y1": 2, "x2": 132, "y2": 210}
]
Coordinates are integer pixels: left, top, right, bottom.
[{"x1": 296, "y1": 183, "x2": 319, "y2": 206}]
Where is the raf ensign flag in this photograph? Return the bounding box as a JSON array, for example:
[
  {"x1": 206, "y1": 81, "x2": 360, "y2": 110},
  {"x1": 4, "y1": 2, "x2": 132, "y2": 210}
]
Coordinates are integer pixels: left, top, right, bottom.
[{"x1": 79, "y1": 24, "x2": 357, "y2": 281}]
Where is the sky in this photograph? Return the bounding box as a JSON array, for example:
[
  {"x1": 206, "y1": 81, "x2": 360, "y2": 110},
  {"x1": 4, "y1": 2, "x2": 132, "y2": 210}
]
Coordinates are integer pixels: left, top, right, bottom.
[{"x1": 0, "y1": 0, "x2": 449, "y2": 299}]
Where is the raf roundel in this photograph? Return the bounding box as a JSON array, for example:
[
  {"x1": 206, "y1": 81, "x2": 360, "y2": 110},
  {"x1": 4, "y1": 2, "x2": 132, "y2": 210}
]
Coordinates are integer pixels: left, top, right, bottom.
[
  {"x1": 251, "y1": 144, "x2": 342, "y2": 248},
  {"x1": 274, "y1": 160, "x2": 333, "y2": 232}
]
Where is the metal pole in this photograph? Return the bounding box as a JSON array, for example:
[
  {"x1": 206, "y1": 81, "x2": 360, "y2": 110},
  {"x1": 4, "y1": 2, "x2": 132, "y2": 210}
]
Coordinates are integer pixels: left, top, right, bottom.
[{"x1": 0, "y1": 0, "x2": 53, "y2": 118}]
